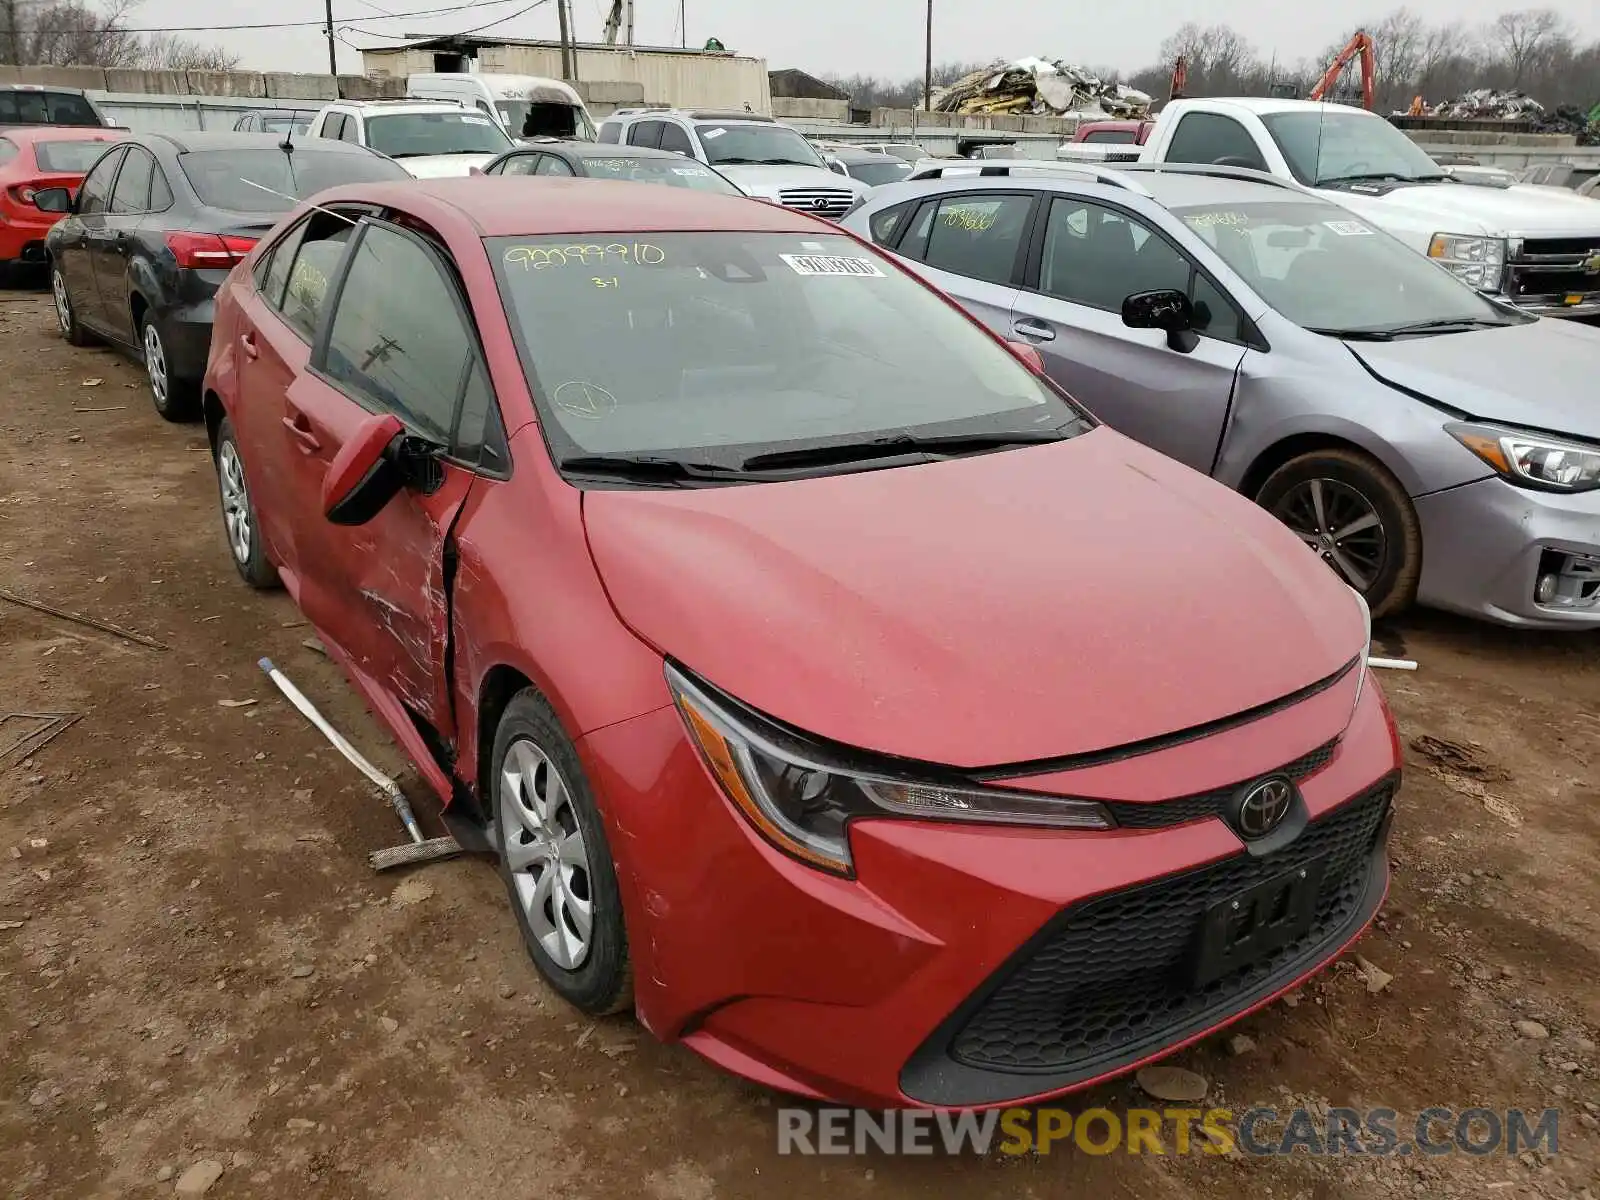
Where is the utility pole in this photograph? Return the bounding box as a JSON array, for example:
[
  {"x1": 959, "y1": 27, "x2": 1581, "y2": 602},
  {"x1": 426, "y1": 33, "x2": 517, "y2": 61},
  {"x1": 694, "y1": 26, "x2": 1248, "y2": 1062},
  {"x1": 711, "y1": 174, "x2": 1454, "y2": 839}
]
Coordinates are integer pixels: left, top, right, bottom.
[
  {"x1": 556, "y1": 0, "x2": 574, "y2": 80},
  {"x1": 679, "y1": 0, "x2": 686, "y2": 48},
  {"x1": 324, "y1": 0, "x2": 338, "y2": 81},
  {"x1": 923, "y1": 0, "x2": 933, "y2": 112},
  {"x1": 3, "y1": 0, "x2": 21, "y2": 66}
]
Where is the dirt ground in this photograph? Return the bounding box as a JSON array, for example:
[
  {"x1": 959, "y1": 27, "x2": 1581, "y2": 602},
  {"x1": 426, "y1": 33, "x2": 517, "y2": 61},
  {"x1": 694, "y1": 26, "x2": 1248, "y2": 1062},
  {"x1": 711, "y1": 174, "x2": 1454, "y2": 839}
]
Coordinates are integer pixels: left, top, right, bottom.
[{"x1": 1, "y1": 281, "x2": 1597, "y2": 1200}]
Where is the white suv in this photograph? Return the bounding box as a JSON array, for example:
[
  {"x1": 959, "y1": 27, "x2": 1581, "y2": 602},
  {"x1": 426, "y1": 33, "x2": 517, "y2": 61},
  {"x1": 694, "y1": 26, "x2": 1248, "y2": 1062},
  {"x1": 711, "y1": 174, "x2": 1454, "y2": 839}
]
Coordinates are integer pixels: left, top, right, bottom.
[
  {"x1": 596, "y1": 109, "x2": 868, "y2": 218},
  {"x1": 307, "y1": 99, "x2": 514, "y2": 177}
]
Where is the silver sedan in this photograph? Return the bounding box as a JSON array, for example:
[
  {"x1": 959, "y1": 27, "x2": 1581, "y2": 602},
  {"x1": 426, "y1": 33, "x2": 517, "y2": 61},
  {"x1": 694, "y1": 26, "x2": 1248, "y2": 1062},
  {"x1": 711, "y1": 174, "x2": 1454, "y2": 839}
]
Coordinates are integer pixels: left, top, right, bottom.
[{"x1": 842, "y1": 164, "x2": 1600, "y2": 628}]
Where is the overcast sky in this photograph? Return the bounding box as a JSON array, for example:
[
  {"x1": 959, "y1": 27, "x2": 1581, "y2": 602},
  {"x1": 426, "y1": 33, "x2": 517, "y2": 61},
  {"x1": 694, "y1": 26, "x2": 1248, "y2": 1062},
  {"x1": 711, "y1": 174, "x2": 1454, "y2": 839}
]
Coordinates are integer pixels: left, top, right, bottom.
[{"x1": 121, "y1": 0, "x2": 1600, "y2": 79}]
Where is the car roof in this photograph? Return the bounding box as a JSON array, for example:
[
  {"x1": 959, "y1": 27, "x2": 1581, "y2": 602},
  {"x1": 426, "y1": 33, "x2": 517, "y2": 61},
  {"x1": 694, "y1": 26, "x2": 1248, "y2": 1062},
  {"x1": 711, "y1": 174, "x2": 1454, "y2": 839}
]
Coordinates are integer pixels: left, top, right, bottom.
[
  {"x1": 865, "y1": 165, "x2": 1312, "y2": 213},
  {"x1": 829, "y1": 147, "x2": 901, "y2": 163},
  {"x1": 336, "y1": 99, "x2": 468, "y2": 112},
  {"x1": 509, "y1": 140, "x2": 688, "y2": 161},
  {"x1": 1180, "y1": 96, "x2": 1382, "y2": 118},
  {"x1": 0, "y1": 83, "x2": 90, "y2": 95},
  {"x1": 315, "y1": 176, "x2": 840, "y2": 236},
  {"x1": 1131, "y1": 170, "x2": 1308, "y2": 208},
  {"x1": 113, "y1": 130, "x2": 380, "y2": 155}
]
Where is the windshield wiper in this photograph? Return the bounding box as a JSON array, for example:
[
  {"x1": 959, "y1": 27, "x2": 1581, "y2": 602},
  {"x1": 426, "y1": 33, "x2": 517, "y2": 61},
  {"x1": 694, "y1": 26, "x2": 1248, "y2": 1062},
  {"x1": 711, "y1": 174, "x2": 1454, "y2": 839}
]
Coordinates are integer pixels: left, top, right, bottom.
[
  {"x1": 740, "y1": 430, "x2": 1068, "y2": 472},
  {"x1": 1375, "y1": 317, "x2": 1512, "y2": 336},
  {"x1": 1315, "y1": 172, "x2": 1441, "y2": 186},
  {"x1": 1305, "y1": 326, "x2": 1396, "y2": 342},
  {"x1": 557, "y1": 454, "x2": 754, "y2": 486}
]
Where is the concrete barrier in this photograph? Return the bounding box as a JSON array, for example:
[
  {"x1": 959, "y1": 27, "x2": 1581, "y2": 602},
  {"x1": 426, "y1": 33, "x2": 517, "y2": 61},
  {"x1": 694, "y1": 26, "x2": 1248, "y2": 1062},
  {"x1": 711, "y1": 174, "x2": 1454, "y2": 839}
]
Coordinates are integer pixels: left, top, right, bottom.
[
  {"x1": 0, "y1": 65, "x2": 110, "y2": 89},
  {"x1": 263, "y1": 74, "x2": 338, "y2": 101}
]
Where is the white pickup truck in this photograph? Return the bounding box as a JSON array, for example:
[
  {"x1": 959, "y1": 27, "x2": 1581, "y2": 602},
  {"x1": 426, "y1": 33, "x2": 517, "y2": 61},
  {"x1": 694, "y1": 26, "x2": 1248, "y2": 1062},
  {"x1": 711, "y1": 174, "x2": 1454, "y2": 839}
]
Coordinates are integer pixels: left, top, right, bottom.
[{"x1": 1135, "y1": 97, "x2": 1600, "y2": 318}]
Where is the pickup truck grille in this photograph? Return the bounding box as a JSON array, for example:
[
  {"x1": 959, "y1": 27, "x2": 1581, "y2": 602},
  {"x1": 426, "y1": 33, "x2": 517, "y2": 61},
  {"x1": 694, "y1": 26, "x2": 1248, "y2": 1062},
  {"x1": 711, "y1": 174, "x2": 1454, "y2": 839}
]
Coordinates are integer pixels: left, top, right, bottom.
[
  {"x1": 776, "y1": 187, "x2": 856, "y2": 220},
  {"x1": 1507, "y1": 236, "x2": 1600, "y2": 311}
]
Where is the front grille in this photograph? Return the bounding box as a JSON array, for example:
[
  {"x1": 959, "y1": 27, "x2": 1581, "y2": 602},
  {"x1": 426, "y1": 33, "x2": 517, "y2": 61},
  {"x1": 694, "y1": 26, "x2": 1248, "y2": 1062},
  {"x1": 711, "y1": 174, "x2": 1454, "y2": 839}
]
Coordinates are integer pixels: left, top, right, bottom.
[
  {"x1": 1102, "y1": 739, "x2": 1337, "y2": 830},
  {"x1": 1509, "y1": 238, "x2": 1600, "y2": 302},
  {"x1": 777, "y1": 187, "x2": 855, "y2": 220},
  {"x1": 947, "y1": 780, "x2": 1393, "y2": 1077}
]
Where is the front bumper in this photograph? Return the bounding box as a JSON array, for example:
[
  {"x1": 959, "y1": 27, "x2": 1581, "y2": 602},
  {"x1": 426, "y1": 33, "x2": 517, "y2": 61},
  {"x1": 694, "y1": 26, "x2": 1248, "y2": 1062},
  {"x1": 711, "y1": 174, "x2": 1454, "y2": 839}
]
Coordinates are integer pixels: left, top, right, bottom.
[
  {"x1": 580, "y1": 671, "x2": 1400, "y2": 1109},
  {"x1": 1415, "y1": 476, "x2": 1600, "y2": 628}
]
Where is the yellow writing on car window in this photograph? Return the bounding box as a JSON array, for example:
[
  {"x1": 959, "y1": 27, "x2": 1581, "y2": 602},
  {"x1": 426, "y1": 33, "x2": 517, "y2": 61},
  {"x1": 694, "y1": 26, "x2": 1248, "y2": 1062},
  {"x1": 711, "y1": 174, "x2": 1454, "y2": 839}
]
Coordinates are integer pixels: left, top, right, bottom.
[
  {"x1": 504, "y1": 242, "x2": 666, "y2": 271},
  {"x1": 1184, "y1": 211, "x2": 1249, "y2": 229},
  {"x1": 287, "y1": 258, "x2": 329, "y2": 308},
  {"x1": 941, "y1": 204, "x2": 998, "y2": 232}
]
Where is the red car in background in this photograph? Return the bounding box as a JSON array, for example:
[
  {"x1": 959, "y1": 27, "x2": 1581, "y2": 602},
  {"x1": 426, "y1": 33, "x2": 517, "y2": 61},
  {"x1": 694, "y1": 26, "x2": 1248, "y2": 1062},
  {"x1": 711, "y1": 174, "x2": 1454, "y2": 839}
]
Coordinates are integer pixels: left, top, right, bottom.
[
  {"x1": 201, "y1": 177, "x2": 1401, "y2": 1109},
  {"x1": 0, "y1": 126, "x2": 117, "y2": 283}
]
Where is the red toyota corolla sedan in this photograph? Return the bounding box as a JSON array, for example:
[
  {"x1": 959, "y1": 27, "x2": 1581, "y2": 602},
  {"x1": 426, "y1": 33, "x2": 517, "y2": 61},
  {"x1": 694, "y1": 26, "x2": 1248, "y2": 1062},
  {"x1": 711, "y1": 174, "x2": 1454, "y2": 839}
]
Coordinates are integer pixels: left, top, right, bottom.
[{"x1": 201, "y1": 177, "x2": 1401, "y2": 1110}]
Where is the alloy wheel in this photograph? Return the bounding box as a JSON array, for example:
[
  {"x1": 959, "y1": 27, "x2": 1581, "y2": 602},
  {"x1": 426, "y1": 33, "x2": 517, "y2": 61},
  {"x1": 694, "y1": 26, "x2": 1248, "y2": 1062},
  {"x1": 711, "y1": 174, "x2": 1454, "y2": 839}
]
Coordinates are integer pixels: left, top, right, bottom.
[
  {"x1": 218, "y1": 441, "x2": 253, "y2": 566},
  {"x1": 143, "y1": 321, "x2": 168, "y2": 406},
  {"x1": 1272, "y1": 477, "x2": 1386, "y2": 592},
  {"x1": 499, "y1": 737, "x2": 594, "y2": 971},
  {"x1": 52, "y1": 270, "x2": 71, "y2": 334}
]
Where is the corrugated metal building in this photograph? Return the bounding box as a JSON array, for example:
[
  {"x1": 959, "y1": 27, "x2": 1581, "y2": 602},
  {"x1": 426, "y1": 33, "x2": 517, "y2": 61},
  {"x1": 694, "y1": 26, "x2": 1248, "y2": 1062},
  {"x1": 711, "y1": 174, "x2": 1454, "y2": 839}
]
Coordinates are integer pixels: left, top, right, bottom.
[{"x1": 359, "y1": 36, "x2": 771, "y2": 115}]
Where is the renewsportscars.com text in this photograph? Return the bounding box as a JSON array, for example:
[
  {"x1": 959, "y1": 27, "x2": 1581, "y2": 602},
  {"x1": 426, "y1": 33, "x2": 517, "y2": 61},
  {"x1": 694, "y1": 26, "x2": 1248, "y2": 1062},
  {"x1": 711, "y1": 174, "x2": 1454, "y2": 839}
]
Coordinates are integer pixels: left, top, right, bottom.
[{"x1": 777, "y1": 1106, "x2": 1561, "y2": 1157}]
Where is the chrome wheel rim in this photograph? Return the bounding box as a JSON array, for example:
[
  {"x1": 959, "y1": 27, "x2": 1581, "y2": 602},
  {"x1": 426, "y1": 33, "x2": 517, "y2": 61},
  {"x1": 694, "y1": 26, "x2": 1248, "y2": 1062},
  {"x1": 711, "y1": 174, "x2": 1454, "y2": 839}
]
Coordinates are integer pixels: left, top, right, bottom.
[
  {"x1": 500, "y1": 738, "x2": 594, "y2": 970},
  {"x1": 1274, "y1": 478, "x2": 1385, "y2": 593},
  {"x1": 218, "y1": 442, "x2": 252, "y2": 566},
  {"x1": 143, "y1": 322, "x2": 168, "y2": 406},
  {"x1": 52, "y1": 271, "x2": 70, "y2": 334}
]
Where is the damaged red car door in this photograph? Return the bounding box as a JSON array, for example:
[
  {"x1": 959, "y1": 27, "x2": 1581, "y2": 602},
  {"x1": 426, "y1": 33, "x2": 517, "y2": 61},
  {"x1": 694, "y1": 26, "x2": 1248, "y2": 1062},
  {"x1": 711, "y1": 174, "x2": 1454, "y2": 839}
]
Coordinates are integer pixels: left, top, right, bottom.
[{"x1": 277, "y1": 219, "x2": 491, "y2": 740}]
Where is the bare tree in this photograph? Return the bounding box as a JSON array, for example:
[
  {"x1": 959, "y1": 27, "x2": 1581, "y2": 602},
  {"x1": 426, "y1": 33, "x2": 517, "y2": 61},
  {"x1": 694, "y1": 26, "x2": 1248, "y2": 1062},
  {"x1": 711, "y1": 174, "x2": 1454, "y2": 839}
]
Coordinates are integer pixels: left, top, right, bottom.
[
  {"x1": 2, "y1": 0, "x2": 235, "y2": 71},
  {"x1": 136, "y1": 33, "x2": 240, "y2": 71},
  {"x1": 1488, "y1": 7, "x2": 1568, "y2": 86}
]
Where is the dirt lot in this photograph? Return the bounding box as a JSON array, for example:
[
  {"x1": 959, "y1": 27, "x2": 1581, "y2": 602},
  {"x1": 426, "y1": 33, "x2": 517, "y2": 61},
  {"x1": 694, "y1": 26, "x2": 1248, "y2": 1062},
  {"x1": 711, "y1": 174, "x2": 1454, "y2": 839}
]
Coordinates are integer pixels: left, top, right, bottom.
[{"x1": 1, "y1": 284, "x2": 1597, "y2": 1200}]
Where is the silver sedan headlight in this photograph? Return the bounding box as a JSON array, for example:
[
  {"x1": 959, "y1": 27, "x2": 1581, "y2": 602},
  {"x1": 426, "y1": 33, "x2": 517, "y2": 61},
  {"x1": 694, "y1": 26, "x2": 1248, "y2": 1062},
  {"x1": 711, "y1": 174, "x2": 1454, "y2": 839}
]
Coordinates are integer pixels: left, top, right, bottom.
[{"x1": 1448, "y1": 422, "x2": 1600, "y2": 493}]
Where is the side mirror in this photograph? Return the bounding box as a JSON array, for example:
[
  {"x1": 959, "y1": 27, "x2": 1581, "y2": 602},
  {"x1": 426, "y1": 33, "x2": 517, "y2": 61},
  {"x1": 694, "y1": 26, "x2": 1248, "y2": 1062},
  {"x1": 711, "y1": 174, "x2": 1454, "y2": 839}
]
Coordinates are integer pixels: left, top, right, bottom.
[
  {"x1": 1005, "y1": 340, "x2": 1045, "y2": 374},
  {"x1": 32, "y1": 187, "x2": 72, "y2": 213},
  {"x1": 1122, "y1": 289, "x2": 1200, "y2": 353},
  {"x1": 321, "y1": 413, "x2": 446, "y2": 526}
]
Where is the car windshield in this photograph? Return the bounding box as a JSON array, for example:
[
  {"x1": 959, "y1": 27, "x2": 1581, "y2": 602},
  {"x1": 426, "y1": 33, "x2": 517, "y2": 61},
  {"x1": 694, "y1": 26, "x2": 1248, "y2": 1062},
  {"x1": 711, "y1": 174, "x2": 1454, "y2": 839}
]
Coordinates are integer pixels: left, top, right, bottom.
[
  {"x1": 365, "y1": 112, "x2": 512, "y2": 158},
  {"x1": 694, "y1": 123, "x2": 823, "y2": 168},
  {"x1": 179, "y1": 148, "x2": 408, "y2": 212},
  {"x1": 489, "y1": 231, "x2": 1083, "y2": 467},
  {"x1": 496, "y1": 100, "x2": 596, "y2": 141},
  {"x1": 261, "y1": 115, "x2": 312, "y2": 135},
  {"x1": 34, "y1": 140, "x2": 114, "y2": 172},
  {"x1": 1260, "y1": 111, "x2": 1447, "y2": 186},
  {"x1": 1172, "y1": 199, "x2": 1516, "y2": 334},
  {"x1": 579, "y1": 155, "x2": 743, "y2": 194},
  {"x1": 847, "y1": 159, "x2": 913, "y2": 187}
]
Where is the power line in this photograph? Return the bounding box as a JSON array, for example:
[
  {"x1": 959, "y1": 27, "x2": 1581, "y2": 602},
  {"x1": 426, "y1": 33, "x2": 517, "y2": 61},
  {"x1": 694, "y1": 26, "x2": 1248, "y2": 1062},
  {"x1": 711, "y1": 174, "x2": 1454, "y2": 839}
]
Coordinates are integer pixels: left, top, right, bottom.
[{"x1": 25, "y1": 0, "x2": 533, "y2": 36}]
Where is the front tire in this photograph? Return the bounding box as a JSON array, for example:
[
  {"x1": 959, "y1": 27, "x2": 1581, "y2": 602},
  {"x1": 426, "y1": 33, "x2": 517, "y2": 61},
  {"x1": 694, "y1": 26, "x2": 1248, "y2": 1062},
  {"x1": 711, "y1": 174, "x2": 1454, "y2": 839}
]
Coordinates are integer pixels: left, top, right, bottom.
[
  {"x1": 493, "y1": 689, "x2": 632, "y2": 1016},
  {"x1": 1255, "y1": 448, "x2": 1422, "y2": 618},
  {"x1": 142, "y1": 314, "x2": 198, "y2": 421},
  {"x1": 215, "y1": 417, "x2": 280, "y2": 589},
  {"x1": 51, "y1": 264, "x2": 91, "y2": 347}
]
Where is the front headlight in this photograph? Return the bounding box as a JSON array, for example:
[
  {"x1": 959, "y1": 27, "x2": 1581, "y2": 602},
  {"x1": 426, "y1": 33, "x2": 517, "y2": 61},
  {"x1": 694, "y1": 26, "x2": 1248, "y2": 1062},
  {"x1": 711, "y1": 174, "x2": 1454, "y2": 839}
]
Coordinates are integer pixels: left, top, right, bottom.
[
  {"x1": 1447, "y1": 422, "x2": 1600, "y2": 493},
  {"x1": 1427, "y1": 233, "x2": 1506, "y2": 291},
  {"x1": 668, "y1": 666, "x2": 1112, "y2": 876}
]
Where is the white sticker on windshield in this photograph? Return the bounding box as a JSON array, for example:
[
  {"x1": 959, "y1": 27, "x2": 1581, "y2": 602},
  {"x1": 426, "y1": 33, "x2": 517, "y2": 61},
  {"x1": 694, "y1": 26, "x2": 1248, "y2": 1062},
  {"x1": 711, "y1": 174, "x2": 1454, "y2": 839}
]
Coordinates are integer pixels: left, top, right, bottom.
[
  {"x1": 670, "y1": 166, "x2": 711, "y2": 176},
  {"x1": 702, "y1": 128, "x2": 726, "y2": 139},
  {"x1": 461, "y1": 114, "x2": 493, "y2": 125},
  {"x1": 780, "y1": 253, "x2": 885, "y2": 278},
  {"x1": 1324, "y1": 220, "x2": 1373, "y2": 236}
]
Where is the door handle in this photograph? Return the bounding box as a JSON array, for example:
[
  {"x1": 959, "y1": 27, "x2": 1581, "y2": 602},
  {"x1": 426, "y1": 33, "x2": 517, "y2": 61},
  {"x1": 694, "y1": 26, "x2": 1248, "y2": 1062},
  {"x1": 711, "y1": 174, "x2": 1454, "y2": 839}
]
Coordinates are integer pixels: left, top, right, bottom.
[
  {"x1": 282, "y1": 408, "x2": 321, "y2": 453},
  {"x1": 1012, "y1": 318, "x2": 1057, "y2": 342},
  {"x1": 240, "y1": 331, "x2": 259, "y2": 360}
]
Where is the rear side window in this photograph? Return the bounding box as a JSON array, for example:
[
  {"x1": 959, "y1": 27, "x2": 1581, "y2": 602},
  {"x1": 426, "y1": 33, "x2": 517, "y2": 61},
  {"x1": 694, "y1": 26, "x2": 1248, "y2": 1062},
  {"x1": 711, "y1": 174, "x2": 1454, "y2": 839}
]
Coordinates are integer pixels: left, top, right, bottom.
[
  {"x1": 0, "y1": 137, "x2": 16, "y2": 166},
  {"x1": 658, "y1": 123, "x2": 694, "y2": 155},
  {"x1": 1164, "y1": 113, "x2": 1268, "y2": 171},
  {"x1": 1083, "y1": 129, "x2": 1136, "y2": 145},
  {"x1": 75, "y1": 147, "x2": 123, "y2": 215},
  {"x1": 257, "y1": 217, "x2": 308, "y2": 308},
  {"x1": 323, "y1": 113, "x2": 347, "y2": 140},
  {"x1": 281, "y1": 220, "x2": 355, "y2": 341},
  {"x1": 534, "y1": 155, "x2": 574, "y2": 177},
  {"x1": 909, "y1": 193, "x2": 1033, "y2": 286},
  {"x1": 109, "y1": 147, "x2": 154, "y2": 213},
  {"x1": 597, "y1": 120, "x2": 621, "y2": 144},
  {"x1": 321, "y1": 223, "x2": 476, "y2": 443},
  {"x1": 499, "y1": 154, "x2": 538, "y2": 176},
  {"x1": 867, "y1": 200, "x2": 916, "y2": 246},
  {"x1": 627, "y1": 121, "x2": 663, "y2": 149}
]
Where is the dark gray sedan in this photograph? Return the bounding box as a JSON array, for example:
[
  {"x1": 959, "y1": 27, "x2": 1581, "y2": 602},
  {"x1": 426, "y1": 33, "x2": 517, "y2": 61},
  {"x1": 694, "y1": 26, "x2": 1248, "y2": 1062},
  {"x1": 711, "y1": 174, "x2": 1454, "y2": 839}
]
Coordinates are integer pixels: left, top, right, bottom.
[
  {"x1": 844, "y1": 162, "x2": 1600, "y2": 629},
  {"x1": 40, "y1": 131, "x2": 407, "y2": 421}
]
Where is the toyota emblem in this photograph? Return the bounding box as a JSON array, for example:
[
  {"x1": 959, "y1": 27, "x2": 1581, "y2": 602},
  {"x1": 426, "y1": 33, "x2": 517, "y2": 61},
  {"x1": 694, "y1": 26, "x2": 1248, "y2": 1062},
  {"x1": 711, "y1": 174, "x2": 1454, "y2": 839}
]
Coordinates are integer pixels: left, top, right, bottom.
[{"x1": 1233, "y1": 777, "x2": 1294, "y2": 839}]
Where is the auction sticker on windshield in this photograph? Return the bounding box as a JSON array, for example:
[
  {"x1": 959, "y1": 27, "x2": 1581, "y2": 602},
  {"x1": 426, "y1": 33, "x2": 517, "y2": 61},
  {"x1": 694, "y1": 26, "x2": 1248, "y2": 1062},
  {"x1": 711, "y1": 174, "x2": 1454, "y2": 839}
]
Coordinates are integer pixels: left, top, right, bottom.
[
  {"x1": 780, "y1": 254, "x2": 886, "y2": 278},
  {"x1": 1324, "y1": 220, "x2": 1374, "y2": 236}
]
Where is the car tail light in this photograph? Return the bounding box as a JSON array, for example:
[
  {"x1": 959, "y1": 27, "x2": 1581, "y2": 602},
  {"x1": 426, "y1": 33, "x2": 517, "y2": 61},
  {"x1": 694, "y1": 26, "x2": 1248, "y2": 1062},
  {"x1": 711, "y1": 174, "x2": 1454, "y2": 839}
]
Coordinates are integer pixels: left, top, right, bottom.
[
  {"x1": 12, "y1": 184, "x2": 39, "y2": 204},
  {"x1": 166, "y1": 231, "x2": 258, "y2": 269}
]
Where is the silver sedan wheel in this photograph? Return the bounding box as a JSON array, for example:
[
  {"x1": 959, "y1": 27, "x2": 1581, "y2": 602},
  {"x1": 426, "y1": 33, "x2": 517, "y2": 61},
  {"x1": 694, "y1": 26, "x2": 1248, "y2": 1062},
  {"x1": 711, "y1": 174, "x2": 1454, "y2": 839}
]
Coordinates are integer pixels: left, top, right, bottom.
[
  {"x1": 1274, "y1": 477, "x2": 1385, "y2": 593},
  {"x1": 500, "y1": 738, "x2": 594, "y2": 970},
  {"x1": 143, "y1": 321, "x2": 168, "y2": 406},
  {"x1": 218, "y1": 441, "x2": 253, "y2": 566},
  {"x1": 52, "y1": 270, "x2": 71, "y2": 334}
]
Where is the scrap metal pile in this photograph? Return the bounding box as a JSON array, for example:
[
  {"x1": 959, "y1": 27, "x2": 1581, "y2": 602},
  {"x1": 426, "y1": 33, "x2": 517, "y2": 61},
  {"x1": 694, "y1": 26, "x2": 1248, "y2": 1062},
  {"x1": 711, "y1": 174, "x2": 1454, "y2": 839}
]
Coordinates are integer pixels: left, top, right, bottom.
[
  {"x1": 933, "y1": 58, "x2": 1152, "y2": 119},
  {"x1": 1422, "y1": 88, "x2": 1600, "y2": 144}
]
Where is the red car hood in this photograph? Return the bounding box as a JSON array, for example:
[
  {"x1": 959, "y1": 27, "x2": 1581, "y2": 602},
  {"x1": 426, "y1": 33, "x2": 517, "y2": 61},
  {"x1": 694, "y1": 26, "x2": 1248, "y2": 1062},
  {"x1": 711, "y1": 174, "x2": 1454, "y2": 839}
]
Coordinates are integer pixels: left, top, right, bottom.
[{"x1": 582, "y1": 429, "x2": 1364, "y2": 768}]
